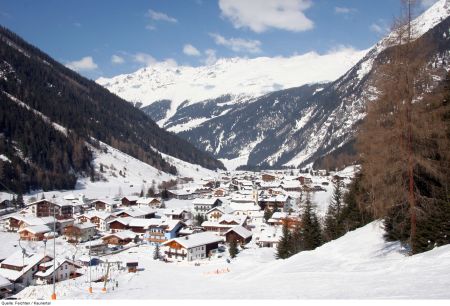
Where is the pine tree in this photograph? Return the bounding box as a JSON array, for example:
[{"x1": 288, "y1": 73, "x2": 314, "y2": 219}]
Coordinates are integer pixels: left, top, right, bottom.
[
  {"x1": 229, "y1": 239, "x2": 239, "y2": 259},
  {"x1": 195, "y1": 214, "x2": 205, "y2": 226},
  {"x1": 153, "y1": 243, "x2": 160, "y2": 260},
  {"x1": 139, "y1": 189, "x2": 144, "y2": 197},
  {"x1": 276, "y1": 220, "x2": 292, "y2": 259},
  {"x1": 323, "y1": 178, "x2": 345, "y2": 242},
  {"x1": 263, "y1": 208, "x2": 273, "y2": 223},
  {"x1": 300, "y1": 192, "x2": 322, "y2": 251}
]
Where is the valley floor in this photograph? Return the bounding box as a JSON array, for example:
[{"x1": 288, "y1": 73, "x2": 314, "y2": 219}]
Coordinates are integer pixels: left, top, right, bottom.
[{"x1": 13, "y1": 221, "x2": 450, "y2": 299}]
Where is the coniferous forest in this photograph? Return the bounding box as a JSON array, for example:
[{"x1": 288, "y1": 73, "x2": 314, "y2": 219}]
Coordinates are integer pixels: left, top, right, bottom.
[{"x1": 0, "y1": 26, "x2": 224, "y2": 193}]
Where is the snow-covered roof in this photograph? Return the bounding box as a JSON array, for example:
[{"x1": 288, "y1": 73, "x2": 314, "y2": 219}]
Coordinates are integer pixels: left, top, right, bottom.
[
  {"x1": 137, "y1": 197, "x2": 160, "y2": 205},
  {"x1": 18, "y1": 224, "x2": 51, "y2": 234},
  {"x1": 122, "y1": 196, "x2": 139, "y2": 202},
  {"x1": 226, "y1": 226, "x2": 252, "y2": 239},
  {"x1": 14, "y1": 216, "x2": 56, "y2": 226},
  {"x1": 73, "y1": 221, "x2": 96, "y2": 230},
  {"x1": 229, "y1": 203, "x2": 261, "y2": 212},
  {"x1": 82, "y1": 211, "x2": 114, "y2": 220},
  {"x1": 102, "y1": 230, "x2": 137, "y2": 241},
  {"x1": 192, "y1": 198, "x2": 221, "y2": 205},
  {"x1": 116, "y1": 207, "x2": 156, "y2": 218},
  {"x1": 0, "y1": 275, "x2": 11, "y2": 288},
  {"x1": 206, "y1": 206, "x2": 234, "y2": 215},
  {"x1": 35, "y1": 259, "x2": 81, "y2": 278},
  {"x1": 163, "y1": 232, "x2": 223, "y2": 249},
  {"x1": 0, "y1": 251, "x2": 49, "y2": 281},
  {"x1": 159, "y1": 208, "x2": 187, "y2": 216}
]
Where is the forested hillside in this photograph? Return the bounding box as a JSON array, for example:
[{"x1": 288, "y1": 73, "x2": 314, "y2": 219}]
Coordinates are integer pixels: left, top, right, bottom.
[{"x1": 0, "y1": 26, "x2": 224, "y2": 193}]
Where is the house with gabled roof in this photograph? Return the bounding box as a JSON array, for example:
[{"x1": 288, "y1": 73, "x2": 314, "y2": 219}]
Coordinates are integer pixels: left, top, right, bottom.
[
  {"x1": 192, "y1": 198, "x2": 222, "y2": 216},
  {"x1": 162, "y1": 232, "x2": 223, "y2": 262},
  {"x1": 225, "y1": 226, "x2": 252, "y2": 245},
  {"x1": 0, "y1": 251, "x2": 52, "y2": 289}
]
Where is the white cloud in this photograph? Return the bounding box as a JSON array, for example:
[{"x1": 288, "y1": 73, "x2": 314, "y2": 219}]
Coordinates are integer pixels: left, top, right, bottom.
[
  {"x1": 133, "y1": 52, "x2": 157, "y2": 66},
  {"x1": 133, "y1": 52, "x2": 177, "y2": 67},
  {"x1": 334, "y1": 7, "x2": 356, "y2": 14},
  {"x1": 66, "y1": 56, "x2": 98, "y2": 71},
  {"x1": 210, "y1": 33, "x2": 262, "y2": 53},
  {"x1": 111, "y1": 55, "x2": 125, "y2": 64},
  {"x1": 370, "y1": 20, "x2": 389, "y2": 35},
  {"x1": 183, "y1": 44, "x2": 201, "y2": 56},
  {"x1": 326, "y1": 44, "x2": 358, "y2": 54},
  {"x1": 147, "y1": 9, "x2": 178, "y2": 23},
  {"x1": 420, "y1": 0, "x2": 439, "y2": 8},
  {"x1": 218, "y1": 0, "x2": 314, "y2": 33},
  {"x1": 203, "y1": 49, "x2": 218, "y2": 65},
  {"x1": 145, "y1": 24, "x2": 156, "y2": 31}
]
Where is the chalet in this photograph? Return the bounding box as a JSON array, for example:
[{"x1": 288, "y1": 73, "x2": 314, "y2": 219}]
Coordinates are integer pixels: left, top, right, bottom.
[
  {"x1": 115, "y1": 207, "x2": 156, "y2": 219},
  {"x1": 92, "y1": 199, "x2": 118, "y2": 212},
  {"x1": 162, "y1": 232, "x2": 223, "y2": 262},
  {"x1": 108, "y1": 217, "x2": 132, "y2": 232},
  {"x1": 297, "y1": 176, "x2": 312, "y2": 185},
  {"x1": 0, "y1": 199, "x2": 11, "y2": 210},
  {"x1": 229, "y1": 203, "x2": 261, "y2": 218},
  {"x1": 78, "y1": 211, "x2": 115, "y2": 232},
  {"x1": 256, "y1": 231, "x2": 281, "y2": 248},
  {"x1": 137, "y1": 197, "x2": 161, "y2": 208},
  {"x1": 0, "y1": 275, "x2": 12, "y2": 299},
  {"x1": 145, "y1": 219, "x2": 184, "y2": 245},
  {"x1": 85, "y1": 240, "x2": 108, "y2": 255},
  {"x1": 102, "y1": 230, "x2": 137, "y2": 246},
  {"x1": 205, "y1": 206, "x2": 234, "y2": 222},
  {"x1": 121, "y1": 196, "x2": 139, "y2": 206},
  {"x1": 192, "y1": 198, "x2": 222, "y2": 216},
  {"x1": 26, "y1": 199, "x2": 73, "y2": 219},
  {"x1": 213, "y1": 188, "x2": 227, "y2": 197},
  {"x1": 0, "y1": 251, "x2": 52, "y2": 289},
  {"x1": 259, "y1": 181, "x2": 280, "y2": 190},
  {"x1": 267, "y1": 212, "x2": 288, "y2": 226},
  {"x1": 258, "y1": 194, "x2": 294, "y2": 211},
  {"x1": 18, "y1": 225, "x2": 51, "y2": 241},
  {"x1": 225, "y1": 226, "x2": 252, "y2": 245},
  {"x1": 178, "y1": 226, "x2": 205, "y2": 237},
  {"x1": 262, "y1": 173, "x2": 276, "y2": 182},
  {"x1": 281, "y1": 180, "x2": 302, "y2": 192},
  {"x1": 166, "y1": 189, "x2": 196, "y2": 200},
  {"x1": 201, "y1": 215, "x2": 247, "y2": 235},
  {"x1": 159, "y1": 208, "x2": 190, "y2": 221},
  {"x1": 34, "y1": 259, "x2": 81, "y2": 284},
  {"x1": 64, "y1": 222, "x2": 97, "y2": 243}
]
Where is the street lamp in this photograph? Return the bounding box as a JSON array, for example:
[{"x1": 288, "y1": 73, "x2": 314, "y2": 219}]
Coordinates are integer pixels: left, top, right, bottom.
[{"x1": 51, "y1": 202, "x2": 56, "y2": 300}]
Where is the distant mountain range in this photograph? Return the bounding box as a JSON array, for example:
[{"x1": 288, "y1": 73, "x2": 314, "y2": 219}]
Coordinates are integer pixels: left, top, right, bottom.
[
  {"x1": 0, "y1": 26, "x2": 224, "y2": 193},
  {"x1": 98, "y1": 0, "x2": 450, "y2": 170}
]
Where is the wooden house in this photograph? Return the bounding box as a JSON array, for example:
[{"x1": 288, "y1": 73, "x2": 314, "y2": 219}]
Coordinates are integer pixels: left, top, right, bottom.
[
  {"x1": 225, "y1": 226, "x2": 252, "y2": 245},
  {"x1": 64, "y1": 222, "x2": 97, "y2": 243},
  {"x1": 26, "y1": 199, "x2": 73, "y2": 219},
  {"x1": 18, "y1": 225, "x2": 51, "y2": 241},
  {"x1": 0, "y1": 251, "x2": 52, "y2": 289},
  {"x1": 121, "y1": 196, "x2": 139, "y2": 206},
  {"x1": 102, "y1": 230, "x2": 137, "y2": 246},
  {"x1": 162, "y1": 232, "x2": 223, "y2": 262},
  {"x1": 34, "y1": 259, "x2": 81, "y2": 283},
  {"x1": 262, "y1": 174, "x2": 276, "y2": 182}
]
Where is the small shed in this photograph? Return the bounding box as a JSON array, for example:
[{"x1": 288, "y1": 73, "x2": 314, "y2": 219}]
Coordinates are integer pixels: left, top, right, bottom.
[{"x1": 126, "y1": 262, "x2": 138, "y2": 273}]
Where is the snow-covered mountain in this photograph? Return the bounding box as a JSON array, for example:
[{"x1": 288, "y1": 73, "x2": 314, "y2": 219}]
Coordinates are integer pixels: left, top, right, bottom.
[
  {"x1": 97, "y1": 48, "x2": 368, "y2": 125},
  {"x1": 99, "y1": 0, "x2": 450, "y2": 170}
]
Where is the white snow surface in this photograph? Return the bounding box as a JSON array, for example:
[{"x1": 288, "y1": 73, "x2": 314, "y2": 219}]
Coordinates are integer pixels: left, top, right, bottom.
[
  {"x1": 13, "y1": 221, "x2": 450, "y2": 299},
  {"x1": 97, "y1": 49, "x2": 368, "y2": 124}
]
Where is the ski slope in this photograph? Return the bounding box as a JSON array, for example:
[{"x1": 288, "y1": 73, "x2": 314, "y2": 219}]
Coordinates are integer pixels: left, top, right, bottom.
[{"x1": 15, "y1": 221, "x2": 450, "y2": 299}]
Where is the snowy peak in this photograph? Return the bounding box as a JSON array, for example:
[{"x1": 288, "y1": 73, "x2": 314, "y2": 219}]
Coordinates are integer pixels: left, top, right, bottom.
[{"x1": 96, "y1": 49, "x2": 367, "y2": 116}]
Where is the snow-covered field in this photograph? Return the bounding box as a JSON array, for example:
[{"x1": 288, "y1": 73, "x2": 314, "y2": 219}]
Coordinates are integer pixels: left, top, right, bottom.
[{"x1": 13, "y1": 221, "x2": 450, "y2": 299}]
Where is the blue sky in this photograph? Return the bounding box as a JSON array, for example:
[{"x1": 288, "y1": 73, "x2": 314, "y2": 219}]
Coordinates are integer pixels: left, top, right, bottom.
[{"x1": 0, "y1": 0, "x2": 438, "y2": 79}]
